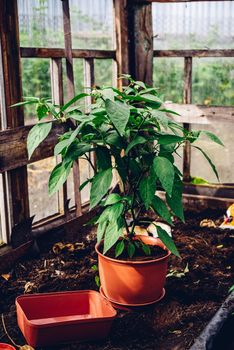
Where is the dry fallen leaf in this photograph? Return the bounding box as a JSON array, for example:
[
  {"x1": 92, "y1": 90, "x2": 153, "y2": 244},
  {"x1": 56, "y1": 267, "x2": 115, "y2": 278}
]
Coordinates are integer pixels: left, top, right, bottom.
[
  {"x1": 20, "y1": 346, "x2": 35, "y2": 350},
  {"x1": 52, "y1": 242, "x2": 65, "y2": 254},
  {"x1": 24, "y1": 282, "x2": 35, "y2": 293},
  {"x1": 200, "y1": 219, "x2": 216, "y2": 228},
  {"x1": 1, "y1": 273, "x2": 11, "y2": 281}
]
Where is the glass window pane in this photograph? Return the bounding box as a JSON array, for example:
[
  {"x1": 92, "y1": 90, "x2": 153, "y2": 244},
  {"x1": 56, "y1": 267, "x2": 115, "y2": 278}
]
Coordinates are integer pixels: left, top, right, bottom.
[
  {"x1": 70, "y1": 0, "x2": 114, "y2": 50},
  {"x1": 18, "y1": 0, "x2": 64, "y2": 47},
  {"x1": 192, "y1": 58, "x2": 234, "y2": 106},
  {"x1": 190, "y1": 123, "x2": 233, "y2": 184},
  {"x1": 153, "y1": 1, "x2": 234, "y2": 50},
  {"x1": 153, "y1": 58, "x2": 184, "y2": 104},
  {"x1": 79, "y1": 159, "x2": 93, "y2": 203},
  {"x1": 67, "y1": 172, "x2": 75, "y2": 209},
  {"x1": 21, "y1": 58, "x2": 51, "y2": 124},
  {"x1": 94, "y1": 59, "x2": 114, "y2": 86},
  {"x1": 28, "y1": 157, "x2": 59, "y2": 222}
]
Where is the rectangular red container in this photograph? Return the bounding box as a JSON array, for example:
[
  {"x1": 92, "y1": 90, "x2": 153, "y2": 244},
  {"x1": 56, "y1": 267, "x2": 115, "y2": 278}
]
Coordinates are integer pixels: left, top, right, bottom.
[{"x1": 16, "y1": 290, "x2": 117, "y2": 347}]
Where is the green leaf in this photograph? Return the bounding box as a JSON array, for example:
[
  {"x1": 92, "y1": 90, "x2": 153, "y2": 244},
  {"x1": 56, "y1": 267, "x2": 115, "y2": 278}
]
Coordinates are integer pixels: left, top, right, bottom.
[
  {"x1": 10, "y1": 99, "x2": 39, "y2": 108},
  {"x1": 60, "y1": 93, "x2": 88, "y2": 113},
  {"x1": 151, "y1": 110, "x2": 169, "y2": 129},
  {"x1": 128, "y1": 241, "x2": 136, "y2": 258},
  {"x1": 159, "y1": 108, "x2": 180, "y2": 116},
  {"x1": 166, "y1": 174, "x2": 184, "y2": 222},
  {"x1": 79, "y1": 178, "x2": 91, "y2": 191},
  {"x1": 139, "y1": 174, "x2": 156, "y2": 210},
  {"x1": 108, "y1": 202, "x2": 124, "y2": 222},
  {"x1": 48, "y1": 161, "x2": 72, "y2": 196},
  {"x1": 115, "y1": 240, "x2": 125, "y2": 258},
  {"x1": 104, "y1": 193, "x2": 122, "y2": 206},
  {"x1": 125, "y1": 136, "x2": 147, "y2": 155},
  {"x1": 158, "y1": 135, "x2": 184, "y2": 145},
  {"x1": 201, "y1": 131, "x2": 224, "y2": 146},
  {"x1": 141, "y1": 243, "x2": 151, "y2": 256},
  {"x1": 90, "y1": 168, "x2": 113, "y2": 209},
  {"x1": 95, "y1": 275, "x2": 100, "y2": 287},
  {"x1": 97, "y1": 206, "x2": 112, "y2": 224},
  {"x1": 36, "y1": 103, "x2": 49, "y2": 120},
  {"x1": 151, "y1": 196, "x2": 172, "y2": 225},
  {"x1": 97, "y1": 220, "x2": 108, "y2": 243},
  {"x1": 103, "y1": 220, "x2": 123, "y2": 254},
  {"x1": 193, "y1": 146, "x2": 219, "y2": 182},
  {"x1": 27, "y1": 122, "x2": 52, "y2": 159},
  {"x1": 190, "y1": 176, "x2": 209, "y2": 185},
  {"x1": 101, "y1": 88, "x2": 117, "y2": 101},
  {"x1": 54, "y1": 139, "x2": 70, "y2": 156},
  {"x1": 65, "y1": 142, "x2": 91, "y2": 162},
  {"x1": 153, "y1": 156, "x2": 175, "y2": 196},
  {"x1": 105, "y1": 99, "x2": 130, "y2": 136},
  {"x1": 105, "y1": 131, "x2": 124, "y2": 149},
  {"x1": 96, "y1": 146, "x2": 112, "y2": 171},
  {"x1": 156, "y1": 226, "x2": 180, "y2": 258}
]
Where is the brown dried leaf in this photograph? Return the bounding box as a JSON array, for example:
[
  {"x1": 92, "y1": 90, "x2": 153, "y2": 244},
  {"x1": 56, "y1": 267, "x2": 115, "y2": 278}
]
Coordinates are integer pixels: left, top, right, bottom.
[
  {"x1": 52, "y1": 242, "x2": 65, "y2": 254},
  {"x1": 24, "y1": 282, "x2": 35, "y2": 293},
  {"x1": 200, "y1": 219, "x2": 216, "y2": 228},
  {"x1": 1, "y1": 273, "x2": 11, "y2": 281},
  {"x1": 19, "y1": 345, "x2": 35, "y2": 350}
]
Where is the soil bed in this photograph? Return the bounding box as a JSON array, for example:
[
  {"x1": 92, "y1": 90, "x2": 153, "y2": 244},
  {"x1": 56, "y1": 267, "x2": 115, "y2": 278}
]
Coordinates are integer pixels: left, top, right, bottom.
[{"x1": 0, "y1": 209, "x2": 233, "y2": 350}]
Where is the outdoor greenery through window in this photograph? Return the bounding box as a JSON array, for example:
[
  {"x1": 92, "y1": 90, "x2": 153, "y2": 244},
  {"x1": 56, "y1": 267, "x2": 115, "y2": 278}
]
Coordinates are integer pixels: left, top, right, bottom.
[{"x1": 153, "y1": 1, "x2": 234, "y2": 184}]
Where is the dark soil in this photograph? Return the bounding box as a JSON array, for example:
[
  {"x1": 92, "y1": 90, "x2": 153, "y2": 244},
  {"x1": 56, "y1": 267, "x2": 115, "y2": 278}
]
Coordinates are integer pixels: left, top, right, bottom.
[{"x1": 0, "y1": 209, "x2": 233, "y2": 350}]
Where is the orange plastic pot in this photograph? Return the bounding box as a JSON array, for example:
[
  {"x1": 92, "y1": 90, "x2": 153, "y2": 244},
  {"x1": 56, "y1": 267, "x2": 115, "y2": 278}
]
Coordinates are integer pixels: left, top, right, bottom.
[
  {"x1": 16, "y1": 290, "x2": 116, "y2": 347},
  {"x1": 0, "y1": 344, "x2": 16, "y2": 350},
  {"x1": 95, "y1": 235, "x2": 171, "y2": 306}
]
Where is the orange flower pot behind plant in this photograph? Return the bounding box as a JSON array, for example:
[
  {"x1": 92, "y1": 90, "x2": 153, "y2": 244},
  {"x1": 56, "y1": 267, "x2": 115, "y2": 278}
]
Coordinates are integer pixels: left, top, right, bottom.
[{"x1": 96, "y1": 236, "x2": 171, "y2": 306}]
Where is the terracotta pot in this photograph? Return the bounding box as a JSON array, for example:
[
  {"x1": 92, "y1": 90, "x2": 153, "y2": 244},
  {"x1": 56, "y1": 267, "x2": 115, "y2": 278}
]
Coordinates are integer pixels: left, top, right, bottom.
[
  {"x1": 95, "y1": 235, "x2": 171, "y2": 306},
  {"x1": 16, "y1": 290, "x2": 116, "y2": 347},
  {"x1": 0, "y1": 344, "x2": 16, "y2": 350}
]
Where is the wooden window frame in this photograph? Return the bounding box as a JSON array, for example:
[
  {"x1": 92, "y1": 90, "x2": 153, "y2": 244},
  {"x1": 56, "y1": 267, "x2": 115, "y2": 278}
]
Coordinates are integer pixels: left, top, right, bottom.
[{"x1": 0, "y1": 0, "x2": 233, "y2": 247}]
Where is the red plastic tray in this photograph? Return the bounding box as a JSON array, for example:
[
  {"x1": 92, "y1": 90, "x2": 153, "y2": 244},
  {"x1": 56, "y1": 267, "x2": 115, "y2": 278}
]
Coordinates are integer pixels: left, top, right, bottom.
[
  {"x1": 0, "y1": 344, "x2": 16, "y2": 350},
  {"x1": 16, "y1": 290, "x2": 117, "y2": 347}
]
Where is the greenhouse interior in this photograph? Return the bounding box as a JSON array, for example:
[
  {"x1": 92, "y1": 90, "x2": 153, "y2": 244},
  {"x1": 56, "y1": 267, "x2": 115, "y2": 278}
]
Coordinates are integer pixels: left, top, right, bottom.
[{"x1": 0, "y1": 0, "x2": 233, "y2": 349}]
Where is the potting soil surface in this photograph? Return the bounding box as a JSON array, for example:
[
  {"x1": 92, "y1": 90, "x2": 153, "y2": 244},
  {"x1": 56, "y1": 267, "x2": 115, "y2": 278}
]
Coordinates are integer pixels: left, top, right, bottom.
[{"x1": 0, "y1": 209, "x2": 233, "y2": 350}]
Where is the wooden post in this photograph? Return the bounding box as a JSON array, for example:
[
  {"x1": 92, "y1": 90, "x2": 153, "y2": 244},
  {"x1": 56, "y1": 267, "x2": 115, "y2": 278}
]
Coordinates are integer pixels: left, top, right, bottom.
[
  {"x1": 183, "y1": 57, "x2": 192, "y2": 182},
  {"x1": 62, "y1": 0, "x2": 82, "y2": 216},
  {"x1": 50, "y1": 58, "x2": 68, "y2": 216},
  {"x1": 114, "y1": 0, "x2": 130, "y2": 87},
  {"x1": 128, "y1": 0, "x2": 153, "y2": 85},
  {"x1": 0, "y1": 0, "x2": 29, "y2": 229},
  {"x1": 84, "y1": 57, "x2": 96, "y2": 172}
]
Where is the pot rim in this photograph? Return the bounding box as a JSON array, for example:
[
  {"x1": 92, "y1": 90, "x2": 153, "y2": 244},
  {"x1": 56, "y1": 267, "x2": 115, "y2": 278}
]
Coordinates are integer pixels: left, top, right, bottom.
[{"x1": 95, "y1": 236, "x2": 171, "y2": 265}]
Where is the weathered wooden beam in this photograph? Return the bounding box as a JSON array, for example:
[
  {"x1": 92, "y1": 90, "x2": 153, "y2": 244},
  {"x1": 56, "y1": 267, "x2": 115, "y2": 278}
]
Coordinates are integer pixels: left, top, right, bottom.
[
  {"x1": 20, "y1": 47, "x2": 116, "y2": 59},
  {"x1": 183, "y1": 183, "x2": 234, "y2": 199},
  {"x1": 165, "y1": 103, "x2": 234, "y2": 124},
  {"x1": 114, "y1": 0, "x2": 130, "y2": 86},
  {"x1": 0, "y1": 123, "x2": 66, "y2": 172},
  {"x1": 128, "y1": 0, "x2": 153, "y2": 85},
  {"x1": 183, "y1": 57, "x2": 192, "y2": 182},
  {"x1": 62, "y1": 0, "x2": 82, "y2": 216},
  {"x1": 154, "y1": 49, "x2": 234, "y2": 58},
  {"x1": 0, "y1": 0, "x2": 29, "y2": 226}
]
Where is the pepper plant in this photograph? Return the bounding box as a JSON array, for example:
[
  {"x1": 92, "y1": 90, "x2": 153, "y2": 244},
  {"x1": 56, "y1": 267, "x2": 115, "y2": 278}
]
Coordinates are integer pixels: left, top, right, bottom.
[{"x1": 12, "y1": 75, "x2": 223, "y2": 258}]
